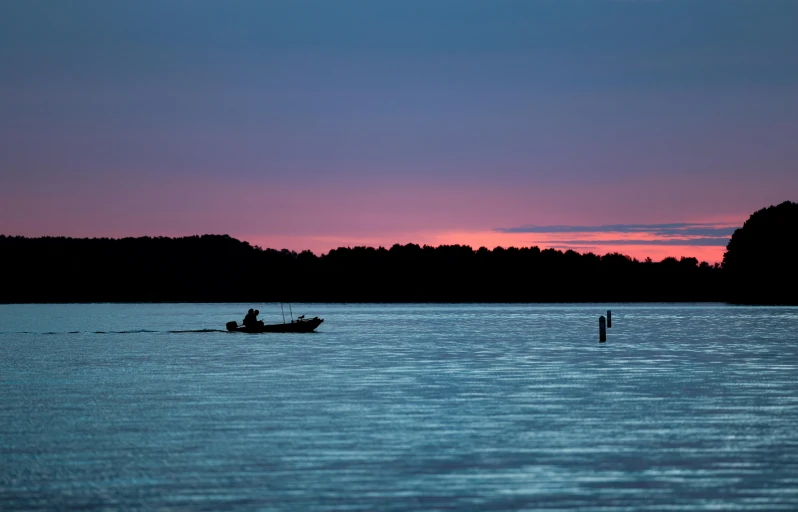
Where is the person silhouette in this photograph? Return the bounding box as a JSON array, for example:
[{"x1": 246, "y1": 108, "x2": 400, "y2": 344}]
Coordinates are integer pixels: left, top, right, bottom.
[
  {"x1": 243, "y1": 308, "x2": 255, "y2": 327},
  {"x1": 254, "y1": 309, "x2": 263, "y2": 327}
]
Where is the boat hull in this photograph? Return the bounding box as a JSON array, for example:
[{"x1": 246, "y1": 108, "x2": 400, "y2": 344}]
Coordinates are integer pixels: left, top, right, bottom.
[{"x1": 226, "y1": 317, "x2": 323, "y2": 333}]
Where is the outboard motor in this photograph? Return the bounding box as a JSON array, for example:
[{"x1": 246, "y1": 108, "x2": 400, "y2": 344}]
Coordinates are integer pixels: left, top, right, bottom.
[{"x1": 226, "y1": 321, "x2": 238, "y2": 331}]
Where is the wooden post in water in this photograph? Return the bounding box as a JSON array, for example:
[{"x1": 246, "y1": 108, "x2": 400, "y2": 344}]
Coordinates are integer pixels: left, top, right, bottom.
[
  {"x1": 607, "y1": 310, "x2": 612, "y2": 328},
  {"x1": 599, "y1": 315, "x2": 607, "y2": 342}
]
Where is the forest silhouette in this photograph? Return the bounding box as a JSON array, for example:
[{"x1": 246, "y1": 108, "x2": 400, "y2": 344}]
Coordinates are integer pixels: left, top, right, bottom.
[
  {"x1": 2, "y1": 202, "x2": 794, "y2": 304},
  {"x1": 723, "y1": 201, "x2": 798, "y2": 304}
]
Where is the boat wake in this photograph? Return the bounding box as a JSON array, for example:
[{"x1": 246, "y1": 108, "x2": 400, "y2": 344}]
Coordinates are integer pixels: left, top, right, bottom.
[
  {"x1": 3, "y1": 329, "x2": 228, "y2": 335},
  {"x1": 168, "y1": 329, "x2": 227, "y2": 333},
  {"x1": 95, "y1": 329, "x2": 160, "y2": 334}
]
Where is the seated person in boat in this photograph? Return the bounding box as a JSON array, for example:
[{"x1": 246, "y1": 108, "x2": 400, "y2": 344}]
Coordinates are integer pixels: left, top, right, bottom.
[
  {"x1": 243, "y1": 308, "x2": 255, "y2": 327},
  {"x1": 242, "y1": 309, "x2": 265, "y2": 328}
]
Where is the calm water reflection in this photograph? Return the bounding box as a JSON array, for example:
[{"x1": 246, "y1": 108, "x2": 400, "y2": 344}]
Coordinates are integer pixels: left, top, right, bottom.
[{"x1": 2, "y1": 304, "x2": 798, "y2": 510}]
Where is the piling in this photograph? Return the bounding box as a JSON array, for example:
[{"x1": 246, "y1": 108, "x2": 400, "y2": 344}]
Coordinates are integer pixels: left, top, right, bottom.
[
  {"x1": 607, "y1": 310, "x2": 612, "y2": 328},
  {"x1": 599, "y1": 315, "x2": 606, "y2": 342}
]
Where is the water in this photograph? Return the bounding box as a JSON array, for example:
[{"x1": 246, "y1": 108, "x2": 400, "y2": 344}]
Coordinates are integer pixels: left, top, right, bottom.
[{"x1": 2, "y1": 303, "x2": 798, "y2": 510}]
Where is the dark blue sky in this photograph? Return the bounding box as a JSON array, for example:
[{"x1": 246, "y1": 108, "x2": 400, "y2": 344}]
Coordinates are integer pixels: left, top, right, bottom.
[{"x1": 2, "y1": 1, "x2": 797, "y2": 260}]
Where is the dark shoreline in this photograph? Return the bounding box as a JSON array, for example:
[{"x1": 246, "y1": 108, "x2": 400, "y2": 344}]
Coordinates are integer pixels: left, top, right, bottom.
[
  {"x1": 4, "y1": 199, "x2": 797, "y2": 307},
  {"x1": 1, "y1": 235, "x2": 725, "y2": 303}
]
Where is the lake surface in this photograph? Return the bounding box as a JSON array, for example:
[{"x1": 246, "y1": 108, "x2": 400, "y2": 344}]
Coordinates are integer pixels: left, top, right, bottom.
[{"x1": 2, "y1": 303, "x2": 798, "y2": 510}]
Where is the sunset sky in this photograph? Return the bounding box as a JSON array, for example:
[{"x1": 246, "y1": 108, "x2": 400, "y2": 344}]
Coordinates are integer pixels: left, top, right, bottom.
[{"x1": 2, "y1": 1, "x2": 797, "y2": 262}]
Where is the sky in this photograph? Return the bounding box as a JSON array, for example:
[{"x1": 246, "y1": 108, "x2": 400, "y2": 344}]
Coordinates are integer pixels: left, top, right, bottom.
[{"x1": 1, "y1": 0, "x2": 797, "y2": 263}]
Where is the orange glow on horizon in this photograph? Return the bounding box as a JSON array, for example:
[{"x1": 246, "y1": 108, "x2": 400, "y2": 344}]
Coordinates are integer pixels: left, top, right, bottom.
[{"x1": 245, "y1": 229, "x2": 728, "y2": 264}]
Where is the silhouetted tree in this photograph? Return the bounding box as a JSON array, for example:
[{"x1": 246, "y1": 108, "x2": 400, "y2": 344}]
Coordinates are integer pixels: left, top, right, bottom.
[
  {"x1": 723, "y1": 201, "x2": 798, "y2": 304},
  {"x1": 0, "y1": 233, "x2": 727, "y2": 303},
  {"x1": 22, "y1": 203, "x2": 798, "y2": 303}
]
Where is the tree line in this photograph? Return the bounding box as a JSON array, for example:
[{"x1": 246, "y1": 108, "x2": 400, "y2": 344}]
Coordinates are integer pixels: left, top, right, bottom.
[
  {"x1": 1, "y1": 201, "x2": 794, "y2": 304},
  {"x1": 0, "y1": 235, "x2": 723, "y2": 303}
]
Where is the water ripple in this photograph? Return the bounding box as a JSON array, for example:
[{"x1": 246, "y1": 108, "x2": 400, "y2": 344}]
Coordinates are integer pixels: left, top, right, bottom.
[{"x1": 1, "y1": 303, "x2": 797, "y2": 510}]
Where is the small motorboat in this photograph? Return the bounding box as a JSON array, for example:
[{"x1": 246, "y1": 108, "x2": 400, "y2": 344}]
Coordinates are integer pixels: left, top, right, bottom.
[{"x1": 226, "y1": 315, "x2": 323, "y2": 333}]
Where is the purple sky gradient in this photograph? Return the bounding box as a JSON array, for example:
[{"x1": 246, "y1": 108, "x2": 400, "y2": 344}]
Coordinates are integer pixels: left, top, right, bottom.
[{"x1": 2, "y1": 1, "x2": 797, "y2": 262}]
